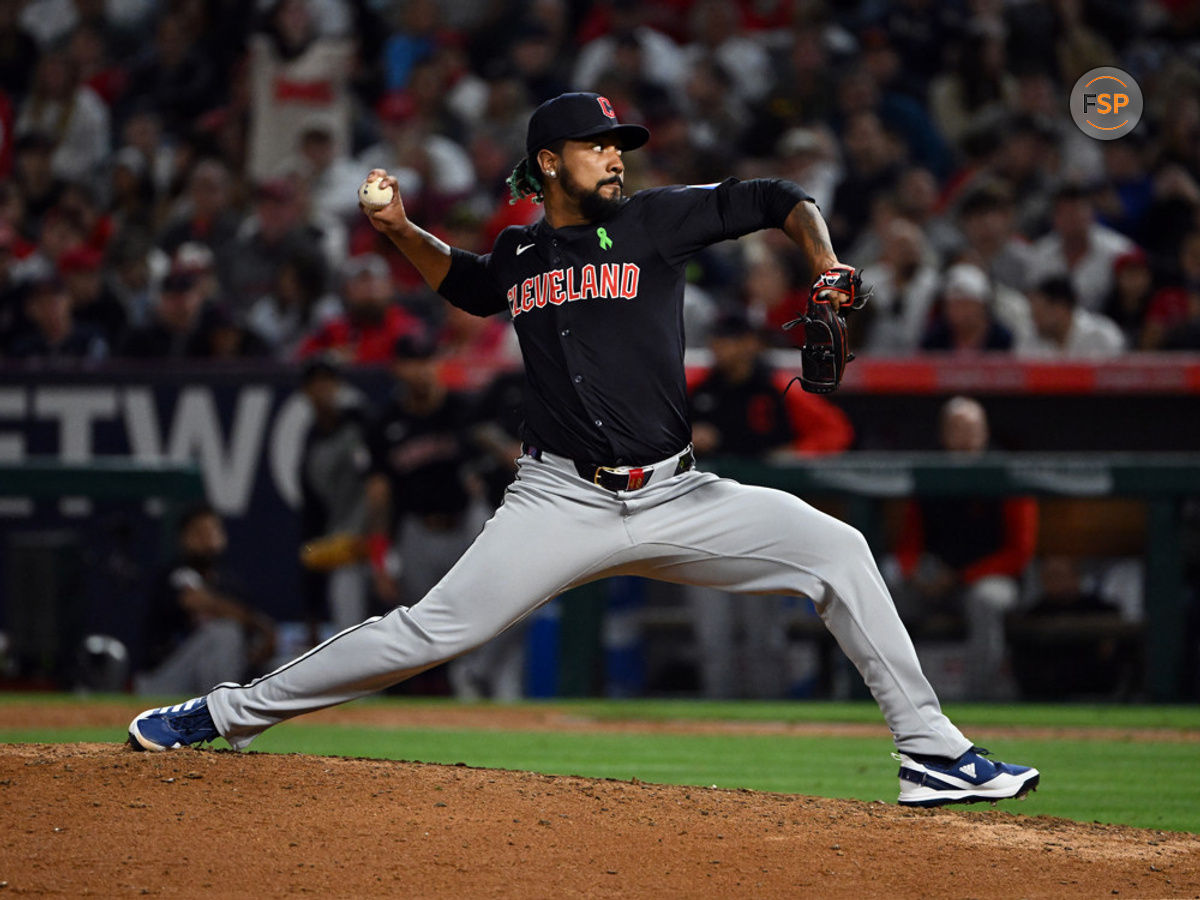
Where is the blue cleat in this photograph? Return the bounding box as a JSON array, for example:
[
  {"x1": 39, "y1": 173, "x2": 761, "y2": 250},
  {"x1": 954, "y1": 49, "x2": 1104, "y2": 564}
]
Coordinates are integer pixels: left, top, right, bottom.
[
  {"x1": 128, "y1": 696, "x2": 220, "y2": 752},
  {"x1": 896, "y1": 746, "x2": 1039, "y2": 807}
]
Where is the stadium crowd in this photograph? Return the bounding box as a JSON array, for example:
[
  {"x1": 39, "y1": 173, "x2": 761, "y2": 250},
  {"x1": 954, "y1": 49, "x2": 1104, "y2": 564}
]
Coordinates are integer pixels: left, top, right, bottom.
[{"x1": 0, "y1": 0, "x2": 1199, "y2": 365}]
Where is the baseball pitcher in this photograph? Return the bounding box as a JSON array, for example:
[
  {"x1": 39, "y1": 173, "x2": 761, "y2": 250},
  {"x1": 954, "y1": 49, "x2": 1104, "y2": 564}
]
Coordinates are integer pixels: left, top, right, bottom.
[{"x1": 130, "y1": 93, "x2": 1038, "y2": 808}]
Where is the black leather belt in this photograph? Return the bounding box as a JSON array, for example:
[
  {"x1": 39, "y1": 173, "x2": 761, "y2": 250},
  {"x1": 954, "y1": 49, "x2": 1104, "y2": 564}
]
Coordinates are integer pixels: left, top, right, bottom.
[
  {"x1": 524, "y1": 445, "x2": 695, "y2": 492},
  {"x1": 576, "y1": 448, "x2": 695, "y2": 491}
]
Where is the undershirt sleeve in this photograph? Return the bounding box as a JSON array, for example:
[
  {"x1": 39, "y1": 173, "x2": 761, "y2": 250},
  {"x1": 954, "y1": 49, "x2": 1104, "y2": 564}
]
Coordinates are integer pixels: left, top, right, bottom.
[
  {"x1": 644, "y1": 178, "x2": 813, "y2": 268},
  {"x1": 436, "y1": 248, "x2": 509, "y2": 317}
]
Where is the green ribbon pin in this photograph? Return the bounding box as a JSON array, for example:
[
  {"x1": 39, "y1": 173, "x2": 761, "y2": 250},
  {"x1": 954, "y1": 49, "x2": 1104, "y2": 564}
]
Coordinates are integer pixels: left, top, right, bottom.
[{"x1": 597, "y1": 227, "x2": 613, "y2": 250}]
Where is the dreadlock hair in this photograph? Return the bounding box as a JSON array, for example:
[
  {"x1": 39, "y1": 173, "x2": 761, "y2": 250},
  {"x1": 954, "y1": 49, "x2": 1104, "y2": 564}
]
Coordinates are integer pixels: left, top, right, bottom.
[
  {"x1": 506, "y1": 141, "x2": 563, "y2": 205},
  {"x1": 506, "y1": 157, "x2": 544, "y2": 205}
]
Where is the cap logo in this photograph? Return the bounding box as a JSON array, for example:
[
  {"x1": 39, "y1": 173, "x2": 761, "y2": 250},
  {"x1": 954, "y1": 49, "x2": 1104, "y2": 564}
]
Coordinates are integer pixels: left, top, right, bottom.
[{"x1": 597, "y1": 96, "x2": 616, "y2": 119}]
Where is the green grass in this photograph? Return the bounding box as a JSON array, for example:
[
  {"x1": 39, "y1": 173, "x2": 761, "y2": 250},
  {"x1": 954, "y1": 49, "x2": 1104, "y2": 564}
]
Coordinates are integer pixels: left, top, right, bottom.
[{"x1": 2, "y1": 697, "x2": 1198, "y2": 833}]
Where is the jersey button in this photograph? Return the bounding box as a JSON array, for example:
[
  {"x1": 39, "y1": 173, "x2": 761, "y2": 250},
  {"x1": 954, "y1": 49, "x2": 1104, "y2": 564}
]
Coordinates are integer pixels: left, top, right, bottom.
[
  {"x1": 573, "y1": 375, "x2": 584, "y2": 383},
  {"x1": 594, "y1": 419, "x2": 603, "y2": 427},
  {"x1": 560, "y1": 329, "x2": 570, "y2": 337}
]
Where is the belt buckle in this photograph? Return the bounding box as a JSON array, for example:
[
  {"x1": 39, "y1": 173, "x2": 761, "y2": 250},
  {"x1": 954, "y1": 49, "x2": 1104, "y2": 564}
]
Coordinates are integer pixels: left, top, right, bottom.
[{"x1": 596, "y1": 464, "x2": 650, "y2": 491}]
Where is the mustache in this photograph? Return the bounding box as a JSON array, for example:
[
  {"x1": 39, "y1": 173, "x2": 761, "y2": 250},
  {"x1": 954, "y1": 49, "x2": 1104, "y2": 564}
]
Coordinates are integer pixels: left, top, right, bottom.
[{"x1": 598, "y1": 175, "x2": 623, "y2": 189}]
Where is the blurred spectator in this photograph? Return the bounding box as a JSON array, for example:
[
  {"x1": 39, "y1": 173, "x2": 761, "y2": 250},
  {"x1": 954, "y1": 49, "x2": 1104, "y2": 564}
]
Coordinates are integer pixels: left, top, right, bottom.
[
  {"x1": 1094, "y1": 137, "x2": 1154, "y2": 244},
  {"x1": 59, "y1": 244, "x2": 126, "y2": 346},
  {"x1": 121, "y1": 10, "x2": 219, "y2": 137},
  {"x1": 1052, "y1": 0, "x2": 1116, "y2": 90},
  {"x1": 507, "y1": 20, "x2": 572, "y2": 107},
  {"x1": 740, "y1": 25, "x2": 835, "y2": 154},
  {"x1": 1142, "y1": 163, "x2": 1200, "y2": 264},
  {"x1": 197, "y1": 302, "x2": 270, "y2": 360},
  {"x1": 11, "y1": 131, "x2": 65, "y2": 228},
  {"x1": 133, "y1": 502, "x2": 275, "y2": 696},
  {"x1": 290, "y1": 119, "x2": 364, "y2": 222},
  {"x1": 1144, "y1": 231, "x2": 1200, "y2": 350},
  {"x1": 295, "y1": 252, "x2": 421, "y2": 364},
  {"x1": 19, "y1": 0, "x2": 129, "y2": 50},
  {"x1": 832, "y1": 63, "x2": 952, "y2": 179},
  {"x1": 358, "y1": 89, "x2": 475, "y2": 225},
  {"x1": 870, "y1": 0, "x2": 965, "y2": 97},
  {"x1": 738, "y1": 239, "x2": 806, "y2": 339},
  {"x1": 888, "y1": 396, "x2": 1037, "y2": 699},
  {"x1": 6, "y1": 272, "x2": 107, "y2": 361},
  {"x1": 158, "y1": 159, "x2": 242, "y2": 258},
  {"x1": 406, "y1": 54, "x2": 473, "y2": 147},
  {"x1": 66, "y1": 22, "x2": 127, "y2": 108},
  {"x1": 12, "y1": 206, "x2": 87, "y2": 285},
  {"x1": 0, "y1": 1, "x2": 38, "y2": 100},
  {"x1": 1007, "y1": 555, "x2": 1137, "y2": 701},
  {"x1": 16, "y1": 48, "x2": 110, "y2": 183},
  {"x1": 828, "y1": 110, "x2": 904, "y2": 250},
  {"x1": 953, "y1": 181, "x2": 1036, "y2": 294},
  {"x1": 222, "y1": 175, "x2": 328, "y2": 311},
  {"x1": 1102, "y1": 249, "x2": 1156, "y2": 349},
  {"x1": 1160, "y1": 298, "x2": 1200, "y2": 350},
  {"x1": 571, "y1": 0, "x2": 687, "y2": 99},
  {"x1": 108, "y1": 146, "x2": 158, "y2": 238},
  {"x1": 681, "y1": 0, "x2": 771, "y2": 106},
  {"x1": 246, "y1": 251, "x2": 340, "y2": 357},
  {"x1": 774, "y1": 126, "x2": 839, "y2": 217},
  {"x1": 118, "y1": 264, "x2": 222, "y2": 358},
  {"x1": 676, "y1": 55, "x2": 749, "y2": 160},
  {"x1": 893, "y1": 166, "x2": 959, "y2": 258},
  {"x1": 246, "y1": 0, "x2": 355, "y2": 182},
  {"x1": 105, "y1": 231, "x2": 162, "y2": 328},
  {"x1": 437, "y1": 303, "x2": 520, "y2": 377},
  {"x1": 860, "y1": 218, "x2": 941, "y2": 355},
  {"x1": 919, "y1": 262, "x2": 1016, "y2": 353},
  {"x1": 119, "y1": 108, "x2": 175, "y2": 197},
  {"x1": 928, "y1": 19, "x2": 1018, "y2": 149},
  {"x1": 1017, "y1": 274, "x2": 1125, "y2": 358},
  {"x1": 987, "y1": 113, "x2": 1060, "y2": 239},
  {"x1": 380, "y1": 0, "x2": 442, "y2": 91},
  {"x1": 1030, "y1": 183, "x2": 1137, "y2": 312},
  {"x1": 56, "y1": 180, "x2": 112, "y2": 253},
  {"x1": 1008, "y1": 66, "x2": 1102, "y2": 186},
  {"x1": 298, "y1": 354, "x2": 373, "y2": 635}
]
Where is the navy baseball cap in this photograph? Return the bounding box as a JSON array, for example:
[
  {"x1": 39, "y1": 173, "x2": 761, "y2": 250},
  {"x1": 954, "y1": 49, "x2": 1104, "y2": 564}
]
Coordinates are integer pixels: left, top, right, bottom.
[{"x1": 525, "y1": 92, "x2": 650, "y2": 159}]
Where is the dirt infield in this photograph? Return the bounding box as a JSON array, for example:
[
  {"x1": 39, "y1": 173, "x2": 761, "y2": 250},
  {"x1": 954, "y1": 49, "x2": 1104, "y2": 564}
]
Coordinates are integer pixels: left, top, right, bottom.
[{"x1": 1, "y1": 705, "x2": 1199, "y2": 898}]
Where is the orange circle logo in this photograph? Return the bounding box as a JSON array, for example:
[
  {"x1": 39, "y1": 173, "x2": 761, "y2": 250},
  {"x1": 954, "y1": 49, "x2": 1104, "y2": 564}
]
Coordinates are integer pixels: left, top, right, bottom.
[{"x1": 1070, "y1": 67, "x2": 1143, "y2": 140}]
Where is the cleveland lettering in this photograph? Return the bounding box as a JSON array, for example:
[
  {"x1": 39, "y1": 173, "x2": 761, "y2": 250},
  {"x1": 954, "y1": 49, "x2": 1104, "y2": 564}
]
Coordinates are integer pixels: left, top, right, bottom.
[{"x1": 506, "y1": 263, "x2": 641, "y2": 318}]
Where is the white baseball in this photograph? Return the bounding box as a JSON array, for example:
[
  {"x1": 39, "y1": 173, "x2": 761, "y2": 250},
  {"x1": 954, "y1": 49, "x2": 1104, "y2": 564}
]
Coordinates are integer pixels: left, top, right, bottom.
[{"x1": 358, "y1": 178, "x2": 394, "y2": 211}]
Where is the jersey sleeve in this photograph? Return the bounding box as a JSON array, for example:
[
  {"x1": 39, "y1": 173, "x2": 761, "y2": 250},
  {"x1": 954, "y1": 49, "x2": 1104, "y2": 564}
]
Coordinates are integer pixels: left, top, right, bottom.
[
  {"x1": 641, "y1": 178, "x2": 813, "y2": 268},
  {"x1": 435, "y1": 247, "x2": 509, "y2": 317}
]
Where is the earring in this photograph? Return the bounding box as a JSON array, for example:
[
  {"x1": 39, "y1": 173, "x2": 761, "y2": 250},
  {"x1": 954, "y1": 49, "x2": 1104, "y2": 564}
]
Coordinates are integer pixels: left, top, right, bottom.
[{"x1": 548, "y1": 170, "x2": 556, "y2": 177}]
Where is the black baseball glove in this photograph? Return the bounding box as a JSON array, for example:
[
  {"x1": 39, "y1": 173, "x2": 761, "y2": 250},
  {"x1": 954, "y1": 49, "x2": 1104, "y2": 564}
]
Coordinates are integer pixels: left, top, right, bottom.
[{"x1": 783, "y1": 264, "x2": 869, "y2": 394}]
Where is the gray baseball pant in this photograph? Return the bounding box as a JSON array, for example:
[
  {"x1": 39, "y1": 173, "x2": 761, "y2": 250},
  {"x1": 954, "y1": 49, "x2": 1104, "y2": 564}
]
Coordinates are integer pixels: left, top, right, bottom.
[{"x1": 208, "y1": 449, "x2": 971, "y2": 758}]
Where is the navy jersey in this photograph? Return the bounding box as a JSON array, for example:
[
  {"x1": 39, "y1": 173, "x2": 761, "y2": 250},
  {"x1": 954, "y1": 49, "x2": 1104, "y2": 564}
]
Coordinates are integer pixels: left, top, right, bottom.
[{"x1": 436, "y1": 178, "x2": 811, "y2": 465}]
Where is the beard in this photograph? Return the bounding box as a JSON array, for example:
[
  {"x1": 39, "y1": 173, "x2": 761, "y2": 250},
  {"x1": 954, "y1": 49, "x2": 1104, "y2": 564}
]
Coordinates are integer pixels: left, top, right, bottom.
[{"x1": 561, "y1": 164, "x2": 625, "y2": 222}]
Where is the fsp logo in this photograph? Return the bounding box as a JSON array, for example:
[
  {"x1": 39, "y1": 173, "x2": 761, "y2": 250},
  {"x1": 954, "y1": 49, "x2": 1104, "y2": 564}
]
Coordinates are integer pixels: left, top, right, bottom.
[
  {"x1": 1083, "y1": 88, "x2": 1128, "y2": 117},
  {"x1": 1070, "y1": 67, "x2": 1143, "y2": 140}
]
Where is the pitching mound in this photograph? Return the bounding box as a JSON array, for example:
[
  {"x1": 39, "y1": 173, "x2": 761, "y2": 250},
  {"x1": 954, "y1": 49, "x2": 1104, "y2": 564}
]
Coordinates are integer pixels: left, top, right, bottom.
[{"x1": 1, "y1": 740, "x2": 1198, "y2": 898}]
